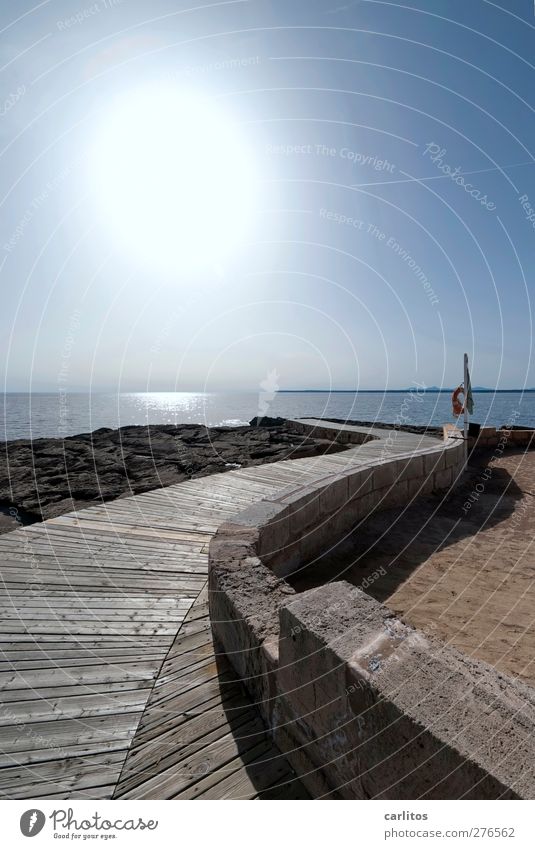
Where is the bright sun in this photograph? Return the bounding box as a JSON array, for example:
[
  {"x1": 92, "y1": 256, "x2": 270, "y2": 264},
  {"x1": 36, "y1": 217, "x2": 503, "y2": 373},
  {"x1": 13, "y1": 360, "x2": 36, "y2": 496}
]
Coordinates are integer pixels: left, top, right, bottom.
[{"x1": 91, "y1": 87, "x2": 255, "y2": 270}]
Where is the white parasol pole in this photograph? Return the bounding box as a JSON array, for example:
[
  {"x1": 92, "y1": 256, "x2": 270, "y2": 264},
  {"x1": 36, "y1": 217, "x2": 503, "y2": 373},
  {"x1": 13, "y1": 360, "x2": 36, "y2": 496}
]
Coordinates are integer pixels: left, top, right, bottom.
[{"x1": 463, "y1": 352, "x2": 469, "y2": 463}]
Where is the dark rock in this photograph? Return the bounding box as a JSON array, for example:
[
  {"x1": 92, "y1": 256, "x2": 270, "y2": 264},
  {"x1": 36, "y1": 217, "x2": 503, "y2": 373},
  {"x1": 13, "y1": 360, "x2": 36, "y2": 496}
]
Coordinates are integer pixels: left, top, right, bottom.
[
  {"x1": 249, "y1": 416, "x2": 287, "y2": 428},
  {"x1": 0, "y1": 422, "x2": 347, "y2": 531}
]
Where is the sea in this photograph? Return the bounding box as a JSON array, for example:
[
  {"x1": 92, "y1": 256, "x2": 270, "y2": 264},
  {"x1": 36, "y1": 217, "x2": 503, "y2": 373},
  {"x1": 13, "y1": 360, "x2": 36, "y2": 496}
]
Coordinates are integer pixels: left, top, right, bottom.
[{"x1": 2, "y1": 391, "x2": 533, "y2": 442}]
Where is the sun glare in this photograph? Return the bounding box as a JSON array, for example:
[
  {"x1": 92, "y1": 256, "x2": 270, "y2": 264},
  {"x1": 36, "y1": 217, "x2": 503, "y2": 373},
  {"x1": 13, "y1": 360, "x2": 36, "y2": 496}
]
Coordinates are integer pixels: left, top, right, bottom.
[{"x1": 90, "y1": 87, "x2": 255, "y2": 270}]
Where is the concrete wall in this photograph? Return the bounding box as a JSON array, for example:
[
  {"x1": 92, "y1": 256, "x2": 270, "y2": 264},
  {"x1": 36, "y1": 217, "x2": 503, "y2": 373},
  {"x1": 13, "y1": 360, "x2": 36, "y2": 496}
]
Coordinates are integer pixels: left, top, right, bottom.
[
  {"x1": 208, "y1": 430, "x2": 535, "y2": 798},
  {"x1": 262, "y1": 440, "x2": 464, "y2": 579},
  {"x1": 287, "y1": 419, "x2": 375, "y2": 445},
  {"x1": 468, "y1": 426, "x2": 535, "y2": 452},
  {"x1": 276, "y1": 584, "x2": 535, "y2": 799}
]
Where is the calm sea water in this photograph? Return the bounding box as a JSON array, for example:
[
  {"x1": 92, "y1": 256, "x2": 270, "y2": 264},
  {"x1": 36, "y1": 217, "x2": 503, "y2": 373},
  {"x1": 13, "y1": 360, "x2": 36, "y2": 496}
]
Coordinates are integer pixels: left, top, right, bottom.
[{"x1": 2, "y1": 391, "x2": 533, "y2": 442}]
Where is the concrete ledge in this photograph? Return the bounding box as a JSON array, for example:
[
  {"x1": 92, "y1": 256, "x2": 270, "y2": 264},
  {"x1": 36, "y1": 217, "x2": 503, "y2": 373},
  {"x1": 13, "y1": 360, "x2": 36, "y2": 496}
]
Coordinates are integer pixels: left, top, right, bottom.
[
  {"x1": 469, "y1": 426, "x2": 535, "y2": 453},
  {"x1": 277, "y1": 584, "x2": 535, "y2": 799},
  {"x1": 287, "y1": 419, "x2": 376, "y2": 446},
  {"x1": 261, "y1": 439, "x2": 464, "y2": 579}
]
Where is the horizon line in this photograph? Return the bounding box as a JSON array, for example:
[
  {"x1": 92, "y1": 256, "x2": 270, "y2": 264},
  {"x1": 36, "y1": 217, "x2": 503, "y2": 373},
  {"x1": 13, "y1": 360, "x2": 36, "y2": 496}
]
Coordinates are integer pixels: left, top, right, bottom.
[{"x1": 3, "y1": 388, "x2": 535, "y2": 395}]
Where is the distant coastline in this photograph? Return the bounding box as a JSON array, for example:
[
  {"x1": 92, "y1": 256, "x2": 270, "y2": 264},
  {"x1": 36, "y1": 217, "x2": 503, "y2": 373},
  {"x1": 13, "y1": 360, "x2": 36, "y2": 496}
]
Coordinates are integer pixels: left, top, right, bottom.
[
  {"x1": 4, "y1": 388, "x2": 535, "y2": 395},
  {"x1": 3, "y1": 389, "x2": 533, "y2": 440},
  {"x1": 277, "y1": 389, "x2": 535, "y2": 394}
]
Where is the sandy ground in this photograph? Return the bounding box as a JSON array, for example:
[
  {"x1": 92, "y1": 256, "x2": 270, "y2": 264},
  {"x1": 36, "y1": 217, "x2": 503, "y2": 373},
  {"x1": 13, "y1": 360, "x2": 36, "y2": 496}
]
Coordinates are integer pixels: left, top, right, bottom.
[{"x1": 292, "y1": 448, "x2": 535, "y2": 688}]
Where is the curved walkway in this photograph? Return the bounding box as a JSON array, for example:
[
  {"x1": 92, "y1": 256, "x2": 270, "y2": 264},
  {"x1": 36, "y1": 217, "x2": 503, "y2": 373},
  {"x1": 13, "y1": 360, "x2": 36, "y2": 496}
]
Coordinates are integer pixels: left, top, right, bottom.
[{"x1": 0, "y1": 420, "x2": 442, "y2": 799}]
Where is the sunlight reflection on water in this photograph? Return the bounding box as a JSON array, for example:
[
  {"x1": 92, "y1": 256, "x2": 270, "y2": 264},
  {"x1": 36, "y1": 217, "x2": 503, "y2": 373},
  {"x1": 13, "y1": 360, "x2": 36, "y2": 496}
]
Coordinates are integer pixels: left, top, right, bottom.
[{"x1": 2, "y1": 391, "x2": 533, "y2": 441}]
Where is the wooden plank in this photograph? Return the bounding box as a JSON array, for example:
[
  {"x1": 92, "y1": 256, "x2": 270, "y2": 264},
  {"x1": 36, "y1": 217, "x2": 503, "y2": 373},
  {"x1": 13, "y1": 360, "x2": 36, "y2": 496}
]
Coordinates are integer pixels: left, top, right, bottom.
[
  {"x1": 115, "y1": 700, "x2": 256, "y2": 797},
  {"x1": 117, "y1": 716, "x2": 269, "y2": 799},
  {"x1": 0, "y1": 738, "x2": 131, "y2": 770},
  {"x1": 175, "y1": 742, "x2": 307, "y2": 800},
  {"x1": 0, "y1": 689, "x2": 151, "y2": 726},
  {"x1": 0, "y1": 661, "x2": 160, "y2": 690},
  {"x1": 43, "y1": 517, "x2": 213, "y2": 544},
  {"x1": 0, "y1": 713, "x2": 142, "y2": 756},
  {"x1": 0, "y1": 679, "x2": 157, "y2": 705},
  {"x1": 0, "y1": 750, "x2": 126, "y2": 794}
]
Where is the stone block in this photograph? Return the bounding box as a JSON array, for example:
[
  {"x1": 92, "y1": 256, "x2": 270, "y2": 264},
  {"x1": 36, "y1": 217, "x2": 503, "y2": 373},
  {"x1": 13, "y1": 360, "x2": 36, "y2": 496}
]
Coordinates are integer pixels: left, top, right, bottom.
[
  {"x1": 299, "y1": 518, "x2": 339, "y2": 563},
  {"x1": 371, "y1": 460, "x2": 396, "y2": 490},
  {"x1": 233, "y1": 501, "x2": 289, "y2": 561},
  {"x1": 356, "y1": 491, "x2": 379, "y2": 518},
  {"x1": 272, "y1": 703, "x2": 338, "y2": 798},
  {"x1": 266, "y1": 538, "x2": 302, "y2": 580},
  {"x1": 347, "y1": 466, "x2": 374, "y2": 498},
  {"x1": 276, "y1": 584, "x2": 528, "y2": 799},
  {"x1": 315, "y1": 504, "x2": 359, "y2": 546},
  {"x1": 434, "y1": 466, "x2": 454, "y2": 490},
  {"x1": 423, "y1": 450, "x2": 446, "y2": 476},
  {"x1": 319, "y1": 475, "x2": 349, "y2": 517},
  {"x1": 396, "y1": 455, "x2": 424, "y2": 481},
  {"x1": 233, "y1": 500, "x2": 287, "y2": 530},
  {"x1": 445, "y1": 444, "x2": 463, "y2": 467},
  {"x1": 278, "y1": 485, "x2": 321, "y2": 537},
  {"x1": 383, "y1": 479, "x2": 409, "y2": 507},
  {"x1": 408, "y1": 475, "x2": 434, "y2": 499}
]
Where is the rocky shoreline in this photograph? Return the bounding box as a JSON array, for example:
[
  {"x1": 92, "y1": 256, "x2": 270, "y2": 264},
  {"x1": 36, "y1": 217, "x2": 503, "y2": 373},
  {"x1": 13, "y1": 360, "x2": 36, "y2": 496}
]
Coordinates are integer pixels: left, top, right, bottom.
[{"x1": 0, "y1": 418, "x2": 346, "y2": 534}]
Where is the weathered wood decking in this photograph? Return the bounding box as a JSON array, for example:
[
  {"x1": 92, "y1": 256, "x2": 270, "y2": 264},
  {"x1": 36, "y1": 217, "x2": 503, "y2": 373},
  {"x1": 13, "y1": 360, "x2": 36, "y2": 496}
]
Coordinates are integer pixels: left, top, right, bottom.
[
  {"x1": 0, "y1": 420, "x2": 440, "y2": 798},
  {"x1": 113, "y1": 587, "x2": 308, "y2": 799}
]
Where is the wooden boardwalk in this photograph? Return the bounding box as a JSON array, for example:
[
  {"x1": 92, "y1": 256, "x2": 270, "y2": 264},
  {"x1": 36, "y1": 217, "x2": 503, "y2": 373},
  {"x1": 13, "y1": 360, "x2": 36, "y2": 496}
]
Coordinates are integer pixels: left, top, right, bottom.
[
  {"x1": 113, "y1": 587, "x2": 308, "y2": 799},
  {"x1": 0, "y1": 421, "x2": 439, "y2": 798}
]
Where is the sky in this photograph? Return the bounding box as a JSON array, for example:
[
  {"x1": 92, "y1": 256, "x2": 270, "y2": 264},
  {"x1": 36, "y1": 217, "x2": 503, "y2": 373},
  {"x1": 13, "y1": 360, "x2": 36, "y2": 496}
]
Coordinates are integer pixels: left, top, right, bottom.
[{"x1": 0, "y1": 0, "x2": 534, "y2": 392}]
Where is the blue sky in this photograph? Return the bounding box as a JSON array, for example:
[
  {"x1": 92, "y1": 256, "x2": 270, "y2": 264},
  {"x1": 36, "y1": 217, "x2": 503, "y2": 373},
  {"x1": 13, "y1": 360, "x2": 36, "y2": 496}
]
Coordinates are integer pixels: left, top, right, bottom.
[{"x1": 0, "y1": 0, "x2": 534, "y2": 392}]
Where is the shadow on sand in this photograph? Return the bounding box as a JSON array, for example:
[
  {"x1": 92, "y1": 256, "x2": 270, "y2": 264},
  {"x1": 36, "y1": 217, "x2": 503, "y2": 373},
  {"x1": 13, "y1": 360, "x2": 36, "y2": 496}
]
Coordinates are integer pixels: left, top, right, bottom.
[{"x1": 287, "y1": 450, "x2": 526, "y2": 603}]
